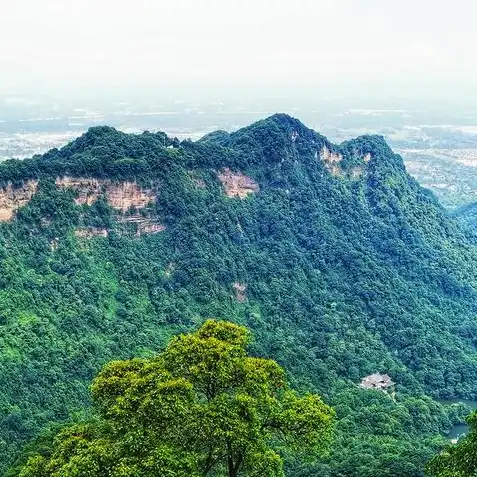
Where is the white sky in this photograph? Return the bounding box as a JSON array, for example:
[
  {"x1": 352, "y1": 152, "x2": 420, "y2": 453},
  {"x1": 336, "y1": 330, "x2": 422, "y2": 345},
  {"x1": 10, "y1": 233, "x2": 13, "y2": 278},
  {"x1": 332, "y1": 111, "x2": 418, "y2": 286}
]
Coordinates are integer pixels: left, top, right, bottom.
[{"x1": 0, "y1": 0, "x2": 475, "y2": 99}]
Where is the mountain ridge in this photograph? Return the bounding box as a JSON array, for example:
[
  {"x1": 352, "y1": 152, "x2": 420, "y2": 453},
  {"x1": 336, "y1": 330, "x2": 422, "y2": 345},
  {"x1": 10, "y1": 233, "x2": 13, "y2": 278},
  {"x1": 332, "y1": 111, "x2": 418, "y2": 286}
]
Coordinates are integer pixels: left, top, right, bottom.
[
  {"x1": 0, "y1": 114, "x2": 476, "y2": 476},
  {"x1": 0, "y1": 114, "x2": 405, "y2": 221}
]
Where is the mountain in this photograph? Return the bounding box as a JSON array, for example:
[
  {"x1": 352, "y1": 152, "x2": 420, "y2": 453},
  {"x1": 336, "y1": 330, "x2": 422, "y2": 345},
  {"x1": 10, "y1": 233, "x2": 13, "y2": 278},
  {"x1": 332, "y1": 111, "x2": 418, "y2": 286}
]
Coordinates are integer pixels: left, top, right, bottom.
[
  {"x1": 1, "y1": 114, "x2": 477, "y2": 476},
  {"x1": 454, "y1": 202, "x2": 477, "y2": 235}
]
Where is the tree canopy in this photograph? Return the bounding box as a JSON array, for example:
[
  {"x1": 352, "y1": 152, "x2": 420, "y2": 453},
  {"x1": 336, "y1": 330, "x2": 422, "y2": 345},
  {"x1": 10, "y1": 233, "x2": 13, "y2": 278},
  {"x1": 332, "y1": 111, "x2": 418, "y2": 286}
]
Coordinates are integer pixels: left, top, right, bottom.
[
  {"x1": 427, "y1": 411, "x2": 477, "y2": 477},
  {"x1": 0, "y1": 114, "x2": 476, "y2": 476},
  {"x1": 15, "y1": 320, "x2": 334, "y2": 477}
]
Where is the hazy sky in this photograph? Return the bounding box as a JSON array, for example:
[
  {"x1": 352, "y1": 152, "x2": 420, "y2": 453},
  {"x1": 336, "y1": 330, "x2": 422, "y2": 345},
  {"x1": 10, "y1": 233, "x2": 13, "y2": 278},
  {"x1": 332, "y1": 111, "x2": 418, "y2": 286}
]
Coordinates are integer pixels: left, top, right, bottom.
[{"x1": 1, "y1": 0, "x2": 475, "y2": 100}]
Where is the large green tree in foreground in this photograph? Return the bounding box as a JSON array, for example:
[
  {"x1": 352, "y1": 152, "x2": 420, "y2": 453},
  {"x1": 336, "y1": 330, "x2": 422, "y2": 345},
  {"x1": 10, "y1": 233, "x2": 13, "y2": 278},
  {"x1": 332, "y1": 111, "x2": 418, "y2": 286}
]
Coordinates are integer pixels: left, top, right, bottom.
[
  {"x1": 427, "y1": 412, "x2": 477, "y2": 477},
  {"x1": 15, "y1": 320, "x2": 334, "y2": 477}
]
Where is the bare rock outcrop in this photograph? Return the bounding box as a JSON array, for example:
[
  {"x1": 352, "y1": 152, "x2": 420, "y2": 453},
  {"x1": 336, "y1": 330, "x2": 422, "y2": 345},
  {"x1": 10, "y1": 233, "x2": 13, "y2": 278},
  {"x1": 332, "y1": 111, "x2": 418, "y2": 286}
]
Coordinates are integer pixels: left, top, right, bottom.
[
  {"x1": 74, "y1": 227, "x2": 109, "y2": 239},
  {"x1": 233, "y1": 282, "x2": 247, "y2": 302},
  {"x1": 55, "y1": 177, "x2": 157, "y2": 211},
  {"x1": 218, "y1": 169, "x2": 259, "y2": 199},
  {"x1": 320, "y1": 146, "x2": 343, "y2": 177},
  {"x1": 74, "y1": 218, "x2": 166, "y2": 239},
  {"x1": 0, "y1": 180, "x2": 38, "y2": 221},
  {"x1": 118, "y1": 215, "x2": 166, "y2": 236}
]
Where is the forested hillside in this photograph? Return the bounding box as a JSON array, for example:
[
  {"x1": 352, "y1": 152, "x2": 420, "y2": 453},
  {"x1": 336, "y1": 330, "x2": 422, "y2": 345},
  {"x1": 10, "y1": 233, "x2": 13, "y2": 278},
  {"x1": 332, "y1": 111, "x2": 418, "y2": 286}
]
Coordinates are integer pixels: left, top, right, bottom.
[
  {"x1": 1, "y1": 114, "x2": 477, "y2": 476},
  {"x1": 454, "y1": 202, "x2": 477, "y2": 237}
]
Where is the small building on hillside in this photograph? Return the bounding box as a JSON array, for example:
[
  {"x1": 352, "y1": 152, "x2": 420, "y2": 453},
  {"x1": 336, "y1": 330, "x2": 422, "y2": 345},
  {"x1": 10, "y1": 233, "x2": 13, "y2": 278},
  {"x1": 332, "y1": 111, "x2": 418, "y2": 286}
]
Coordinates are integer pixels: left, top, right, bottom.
[{"x1": 359, "y1": 373, "x2": 394, "y2": 391}]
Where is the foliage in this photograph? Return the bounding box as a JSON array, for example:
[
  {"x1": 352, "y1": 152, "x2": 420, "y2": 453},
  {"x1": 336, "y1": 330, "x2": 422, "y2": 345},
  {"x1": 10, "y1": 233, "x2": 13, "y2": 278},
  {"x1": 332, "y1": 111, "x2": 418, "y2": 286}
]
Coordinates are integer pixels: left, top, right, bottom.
[
  {"x1": 453, "y1": 202, "x2": 477, "y2": 240},
  {"x1": 427, "y1": 410, "x2": 477, "y2": 477},
  {"x1": 15, "y1": 320, "x2": 334, "y2": 477},
  {"x1": 0, "y1": 114, "x2": 476, "y2": 475}
]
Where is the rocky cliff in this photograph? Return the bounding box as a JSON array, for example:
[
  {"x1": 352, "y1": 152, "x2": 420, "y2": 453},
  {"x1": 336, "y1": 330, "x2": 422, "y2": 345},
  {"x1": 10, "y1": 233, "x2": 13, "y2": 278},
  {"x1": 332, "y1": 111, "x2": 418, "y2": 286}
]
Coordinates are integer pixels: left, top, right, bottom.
[{"x1": 0, "y1": 180, "x2": 38, "y2": 221}]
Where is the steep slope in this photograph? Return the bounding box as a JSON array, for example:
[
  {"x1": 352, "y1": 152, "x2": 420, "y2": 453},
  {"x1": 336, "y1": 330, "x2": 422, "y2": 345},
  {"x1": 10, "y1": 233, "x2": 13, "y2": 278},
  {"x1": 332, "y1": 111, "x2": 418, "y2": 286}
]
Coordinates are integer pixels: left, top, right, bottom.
[
  {"x1": 454, "y1": 202, "x2": 477, "y2": 237},
  {"x1": 1, "y1": 115, "x2": 477, "y2": 476}
]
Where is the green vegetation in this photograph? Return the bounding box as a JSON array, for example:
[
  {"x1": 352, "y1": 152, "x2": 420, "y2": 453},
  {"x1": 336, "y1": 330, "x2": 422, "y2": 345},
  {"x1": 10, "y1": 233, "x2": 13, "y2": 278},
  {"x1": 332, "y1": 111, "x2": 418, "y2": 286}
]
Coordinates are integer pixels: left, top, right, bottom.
[
  {"x1": 427, "y1": 410, "x2": 477, "y2": 476},
  {"x1": 12, "y1": 320, "x2": 334, "y2": 477},
  {"x1": 454, "y1": 202, "x2": 477, "y2": 239},
  {"x1": 0, "y1": 114, "x2": 476, "y2": 476}
]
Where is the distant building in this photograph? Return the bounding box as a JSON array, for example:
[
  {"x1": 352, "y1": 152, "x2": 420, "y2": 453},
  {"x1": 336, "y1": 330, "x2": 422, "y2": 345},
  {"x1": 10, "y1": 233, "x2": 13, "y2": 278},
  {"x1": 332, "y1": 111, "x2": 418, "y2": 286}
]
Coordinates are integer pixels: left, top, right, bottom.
[{"x1": 359, "y1": 373, "x2": 394, "y2": 390}]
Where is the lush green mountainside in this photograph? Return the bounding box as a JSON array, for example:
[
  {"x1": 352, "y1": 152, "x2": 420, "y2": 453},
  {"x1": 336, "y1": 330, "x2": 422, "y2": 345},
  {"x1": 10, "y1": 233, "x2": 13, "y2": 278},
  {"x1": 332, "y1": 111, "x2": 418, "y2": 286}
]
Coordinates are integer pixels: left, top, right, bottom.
[
  {"x1": 454, "y1": 202, "x2": 477, "y2": 235},
  {"x1": 1, "y1": 114, "x2": 477, "y2": 476}
]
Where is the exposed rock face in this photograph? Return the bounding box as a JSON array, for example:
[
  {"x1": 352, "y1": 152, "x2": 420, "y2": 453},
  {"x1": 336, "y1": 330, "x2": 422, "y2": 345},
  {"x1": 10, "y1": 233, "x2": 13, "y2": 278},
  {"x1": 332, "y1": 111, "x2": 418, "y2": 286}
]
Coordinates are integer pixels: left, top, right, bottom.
[
  {"x1": 0, "y1": 178, "x2": 162, "y2": 230},
  {"x1": 233, "y1": 282, "x2": 247, "y2": 302},
  {"x1": 0, "y1": 180, "x2": 38, "y2": 221},
  {"x1": 106, "y1": 182, "x2": 156, "y2": 211},
  {"x1": 118, "y1": 215, "x2": 166, "y2": 236},
  {"x1": 135, "y1": 221, "x2": 166, "y2": 236},
  {"x1": 57, "y1": 178, "x2": 163, "y2": 238},
  {"x1": 320, "y1": 146, "x2": 343, "y2": 177},
  {"x1": 75, "y1": 219, "x2": 165, "y2": 239},
  {"x1": 55, "y1": 177, "x2": 157, "y2": 211},
  {"x1": 364, "y1": 153, "x2": 372, "y2": 163},
  {"x1": 75, "y1": 218, "x2": 166, "y2": 239},
  {"x1": 56, "y1": 177, "x2": 102, "y2": 206},
  {"x1": 218, "y1": 169, "x2": 259, "y2": 199},
  {"x1": 74, "y1": 227, "x2": 109, "y2": 239}
]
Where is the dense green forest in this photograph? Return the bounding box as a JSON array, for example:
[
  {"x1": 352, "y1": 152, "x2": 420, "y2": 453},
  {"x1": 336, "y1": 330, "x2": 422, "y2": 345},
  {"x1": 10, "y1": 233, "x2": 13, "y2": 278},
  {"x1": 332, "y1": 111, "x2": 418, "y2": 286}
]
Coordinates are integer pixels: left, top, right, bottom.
[
  {"x1": 454, "y1": 202, "x2": 477, "y2": 238},
  {"x1": 13, "y1": 320, "x2": 335, "y2": 477},
  {"x1": 1, "y1": 114, "x2": 477, "y2": 476}
]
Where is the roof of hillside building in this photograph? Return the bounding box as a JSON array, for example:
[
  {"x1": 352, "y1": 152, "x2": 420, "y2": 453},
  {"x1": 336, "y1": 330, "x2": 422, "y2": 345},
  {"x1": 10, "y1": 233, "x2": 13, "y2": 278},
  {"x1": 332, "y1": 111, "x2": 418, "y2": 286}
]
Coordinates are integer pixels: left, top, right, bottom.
[{"x1": 359, "y1": 373, "x2": 394, "y2": 390}]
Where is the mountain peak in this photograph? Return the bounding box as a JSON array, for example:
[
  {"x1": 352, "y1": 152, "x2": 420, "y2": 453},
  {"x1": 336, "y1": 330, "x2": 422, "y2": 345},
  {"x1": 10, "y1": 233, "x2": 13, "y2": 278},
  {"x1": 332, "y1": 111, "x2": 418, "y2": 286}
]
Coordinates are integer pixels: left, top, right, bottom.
[
  {"x1": 240, "y1": 113, "x2": 318, "y2": 140},
  {"x1": 341, "y1": 134, "x2": 405, "y2": 172},
  {"x1": 60, "y1": 126, "x2": 126, "y2": 155},
  {"x1": 0, "y1": 113, "x2": 472, "y2": 477},
  {"x1": 264, "y1": 112, "x2": 306, "y2": 128}
]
